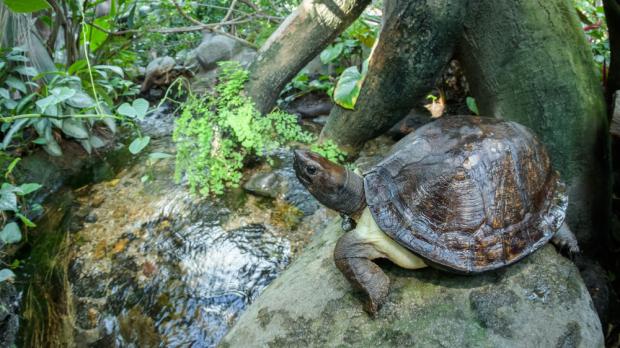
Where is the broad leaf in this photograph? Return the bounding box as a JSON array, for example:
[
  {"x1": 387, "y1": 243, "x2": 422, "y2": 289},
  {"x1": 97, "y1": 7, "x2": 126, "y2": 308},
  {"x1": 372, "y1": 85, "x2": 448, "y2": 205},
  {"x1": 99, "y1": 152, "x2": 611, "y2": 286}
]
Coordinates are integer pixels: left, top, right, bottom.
[
  {"x1": 149, "y1": 152, "x2": 173, "y2": 160},
  {"x1": 66, "y1": 90, "x2": 95, "y2": 108},
  {"x1": 94, "y1": 65, "x2": 124, "y2": 77},
  {"x1": 0, "y1": 222, "x2": 21, "y2": 244},
  {"x1": 1, "y1": 0, "x2": 50, "y2": 13},
  {"x1": 466, "y1": 96, "x2": 479, "y2": 115},
  {"x1": 0, "y1": 269, "x2": 15, "y2": 283},
  {"x1": 333, "y1": 66, "x2": 363, "y2": 110},
  {"x1": 5, "y1": 77, "x2": 26, "y2": 93},
  {"x1": 128, "y1": 136, "x2": 150, "y2": 154},
  {"x1": 0, "y1": 88, "x2": 10, "y2": 99},
  {"x1": 132, "y1": 99, "x2": 149, "y2": 120},
  {"x1": 43, "y1": 138, "x2": 63, "y2": 156},
  {"x1": 61, "y1": 119, "x2": 89, "y2": 139},
  {"x1": 15, "y1": 66, "x2": 38, "y2": 76},
  {"x1": 320, "y1": 43, "x2": 344, "y2": 64},
  {"x1": 16, "y1": 183, "x2": 42, "y2": 195}
]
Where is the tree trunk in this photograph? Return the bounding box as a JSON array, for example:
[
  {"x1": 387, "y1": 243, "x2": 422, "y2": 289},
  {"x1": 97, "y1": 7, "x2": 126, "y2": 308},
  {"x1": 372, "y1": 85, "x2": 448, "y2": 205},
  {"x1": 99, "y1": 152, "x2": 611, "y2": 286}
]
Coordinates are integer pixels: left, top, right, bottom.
[
  {"x1": 604, "y1": 0, "x2": 620, "y2": 96},
  {"x1": 247, "y1": 0, "x2": 371, "y2": 114},
  {"x1": 319, "y1": 0, "x2": 467, "y2": 151},
  {"x1": 457, "y1": 0, "x2": 609, "y2": 248}
]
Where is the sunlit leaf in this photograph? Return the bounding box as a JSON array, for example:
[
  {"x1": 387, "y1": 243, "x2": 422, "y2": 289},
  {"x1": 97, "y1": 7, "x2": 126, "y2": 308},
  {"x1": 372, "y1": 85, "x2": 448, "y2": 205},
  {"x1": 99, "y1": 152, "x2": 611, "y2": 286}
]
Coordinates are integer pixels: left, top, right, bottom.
[
  {"x1": 16, "y1": 183, "x2": 42, "y2": 195},
  {"x1": 1, "y1": 0, "x2": 50, "y2": 13},
  {"x1": 320, "y1": 43, "x2": 344, "y2": 64},
  {"x1": 333, "y1": 66, "x2": 363, "y2": 110},
  {"x1": 0, "y1": 222, "x2": 21, "y2": 244},
  {"x1": 128, "y1": 136, "x2": 150, "y2": 154},
  {"x1": 466, "y1": 96, "x2": 479, "y2": 115}
]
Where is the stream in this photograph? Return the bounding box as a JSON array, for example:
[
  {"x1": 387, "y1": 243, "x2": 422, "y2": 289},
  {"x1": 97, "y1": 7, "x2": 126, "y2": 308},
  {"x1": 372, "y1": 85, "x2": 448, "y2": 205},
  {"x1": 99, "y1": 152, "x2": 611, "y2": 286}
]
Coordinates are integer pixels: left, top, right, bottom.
[{"x1": 15, "y1": 107, "x2": 334, "y2": 347}]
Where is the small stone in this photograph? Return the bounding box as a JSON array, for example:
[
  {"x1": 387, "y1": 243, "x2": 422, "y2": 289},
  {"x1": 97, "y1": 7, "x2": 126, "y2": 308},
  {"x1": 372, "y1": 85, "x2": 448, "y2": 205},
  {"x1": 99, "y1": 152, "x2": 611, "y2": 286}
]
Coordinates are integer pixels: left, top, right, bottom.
[
  {"x1": 84, "y1": 213, "x2": 98, "y2": 223},
  {"x1": 244, "y1": 172, "x2": 285, "y2": 199}
]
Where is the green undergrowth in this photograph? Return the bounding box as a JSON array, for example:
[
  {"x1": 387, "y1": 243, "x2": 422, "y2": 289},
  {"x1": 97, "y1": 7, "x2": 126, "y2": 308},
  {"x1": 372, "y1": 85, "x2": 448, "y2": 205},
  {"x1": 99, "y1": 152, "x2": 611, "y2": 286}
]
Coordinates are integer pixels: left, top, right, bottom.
[{"x1": 173, "y1": 61, "x2": 345, "y2": 196}]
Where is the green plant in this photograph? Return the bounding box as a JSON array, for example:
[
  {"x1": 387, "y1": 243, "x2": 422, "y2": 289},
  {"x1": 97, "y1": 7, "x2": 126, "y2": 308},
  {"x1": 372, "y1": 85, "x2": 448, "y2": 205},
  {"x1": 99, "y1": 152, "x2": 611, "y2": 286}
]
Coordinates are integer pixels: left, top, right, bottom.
[
  {"x1": 0, "y1": 156, "x2": 41, "y2": 283},
  {"x1": 173, "y1": 61, "x2": 314, "y2": 195},
  {"x1": 575, "y1": 0, "x2": 610, "y2": 78},
  {"x1": 311, "y1": 140, "x2": 347, "y2": 164}
]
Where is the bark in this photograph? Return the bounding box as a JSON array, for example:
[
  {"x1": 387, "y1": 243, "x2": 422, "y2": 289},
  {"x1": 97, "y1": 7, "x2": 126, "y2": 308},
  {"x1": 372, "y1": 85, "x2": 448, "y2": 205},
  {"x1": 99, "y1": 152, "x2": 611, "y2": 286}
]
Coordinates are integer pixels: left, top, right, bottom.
[
  {"x1": 604, "y1": 0, "x2": 620, "y2": 96},
  {"x1": 319, "y1": 0, "x2": 467, "y2": 151},
  {"x1": 457, "y1": 0, "x2": 609, "y2": 248},
  {"x1": 247, "y1": 0, "x2": 371, "y2": 114}
]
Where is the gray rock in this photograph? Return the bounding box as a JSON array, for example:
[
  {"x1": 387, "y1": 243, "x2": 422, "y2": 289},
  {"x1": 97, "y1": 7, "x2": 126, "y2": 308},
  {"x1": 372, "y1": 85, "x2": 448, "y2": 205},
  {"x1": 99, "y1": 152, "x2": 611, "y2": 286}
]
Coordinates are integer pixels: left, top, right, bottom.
[
  {"x1": 193, "y1": 33, "x2": 256, "y2": 72},
  {"x1": 221, "y1": 220, "x2": 604, "y2": 347},
  {"x1": 0, "y1": 282, "x2": 20, "y2": 347},
  {"x1": 244, "y1": 172, "x2": 286, "y2": 199}
]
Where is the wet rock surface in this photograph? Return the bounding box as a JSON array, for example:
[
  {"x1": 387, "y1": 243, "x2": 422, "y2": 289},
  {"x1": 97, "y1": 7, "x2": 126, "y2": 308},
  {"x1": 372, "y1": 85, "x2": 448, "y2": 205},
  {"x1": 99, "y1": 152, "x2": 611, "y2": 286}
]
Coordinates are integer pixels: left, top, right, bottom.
[
  {"x1": 0, "y1": 282, "x2": 19, "y2": 347},
  {"x1": 221, "y1": 220, "x2": 604, "y2": 347}
]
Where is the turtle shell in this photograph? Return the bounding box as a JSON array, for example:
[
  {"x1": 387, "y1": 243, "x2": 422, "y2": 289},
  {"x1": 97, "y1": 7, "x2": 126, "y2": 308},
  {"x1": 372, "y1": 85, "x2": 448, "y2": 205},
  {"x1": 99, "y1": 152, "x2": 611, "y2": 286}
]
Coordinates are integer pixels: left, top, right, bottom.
[{"x1": 364, "y1": 116, "x2": 567, "y2": 273}]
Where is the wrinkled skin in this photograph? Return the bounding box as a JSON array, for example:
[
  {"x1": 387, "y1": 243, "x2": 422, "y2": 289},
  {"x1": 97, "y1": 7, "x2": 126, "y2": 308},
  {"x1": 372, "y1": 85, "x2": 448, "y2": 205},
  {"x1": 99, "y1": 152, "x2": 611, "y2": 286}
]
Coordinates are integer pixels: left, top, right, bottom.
[{"x1": 293, "y1": 150, "x2": 365, "y2": 216}]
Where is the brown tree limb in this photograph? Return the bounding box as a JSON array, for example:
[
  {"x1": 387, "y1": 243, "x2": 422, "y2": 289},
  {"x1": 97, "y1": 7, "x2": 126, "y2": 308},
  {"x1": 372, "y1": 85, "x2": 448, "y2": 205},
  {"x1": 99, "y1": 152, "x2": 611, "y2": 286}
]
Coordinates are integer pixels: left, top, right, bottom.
[{"x1": 247, "y1": 0, "x2": 372, "y2": 114}]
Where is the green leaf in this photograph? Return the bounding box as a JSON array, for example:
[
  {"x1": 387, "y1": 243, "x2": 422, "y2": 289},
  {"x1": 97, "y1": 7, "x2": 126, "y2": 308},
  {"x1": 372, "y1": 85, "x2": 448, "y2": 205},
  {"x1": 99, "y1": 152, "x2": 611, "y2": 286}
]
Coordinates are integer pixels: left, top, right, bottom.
[
  {"x1": 1, "y1": 0, "x2": 50, "y2": 13},
  {"x1": 94, "y1": 65, "x2": 124, "y2": 77},
  {"x1": 149, "y1": 152, "x2": 173, "y2": 160},
  {"x1": 0, "y1": 61, "x2": 5, "y2": 70},
  {"x1": 0, "y1": 190, "x2": 17, "y2": 212},
  {"x1": 0, "y1": 222, "x2": 21, "y2": 244},
  {"x1": 5, "y1": 158, "x2": 20, "y2": 178},
  {"x1": 466, "y1": 96, "x2": 479, "y2": 115},
  {"x1": 117, "y1": 99, "x2": 149, "y2": 120},
  {"x1": 61, "y1": 119, "x2": 89, "y2": 139},
  {"x1": 333, "y1": 66, "x2": 363, "y2": 110},
  {"x1": 16, "y1": 93, "x2": 37, "y2": 113},
  {"x1": 0, "y1": 269, "x2": 15, "y2": 283},
  {"x1": 51, "y1": 86, "x2": 76, "y2": 102},
  {"x1": 66, "y1": 90, "x2": 95, "y2": 108},
  {"x1": 43, "y1": 138, "x2": 63, "y2": 156},
  {"x1": 16, "y1": 213, "x2": 36, "y2": 227},
  {"x1": 132, "y1": 99, "x2": 149, "y2": 120},
  {"x1": 128, "y1": 136, "x2": 150, "y2": 154},
  {"x1": 16, "y1": 183, "x2": 41, "y2": 195},
  {"x1": 83, "y1": 17, "x2": 111, "y2": 52},
  {"x1": 320, "y1": 43, "x2": 344, "y2": 64},
  {"x1": 68, "y1": 59, "x2": 88, "y2": 75},
  {"x1": 117, "y1": 102, "x2": 136, "y2": 117},
  {"x1": 5, "y1": 77, "x2": 26, "y2": 93},
  {"x1": 0, "y1": 88, "x2": 10, "y2": 99},
  {"x1": 15, "y1": 66, "x2": 37, "y2": 76},
  {"x1": 89, "y1": 135, "x2": 106, "y2": 149}
]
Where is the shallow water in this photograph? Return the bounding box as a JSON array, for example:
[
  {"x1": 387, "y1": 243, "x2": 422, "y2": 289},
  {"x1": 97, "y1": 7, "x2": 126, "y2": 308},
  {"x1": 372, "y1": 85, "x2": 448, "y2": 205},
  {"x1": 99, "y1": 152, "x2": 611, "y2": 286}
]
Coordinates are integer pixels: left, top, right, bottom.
[{"x1": 19, "y1": 108, "x2": 329, "y2": 347}]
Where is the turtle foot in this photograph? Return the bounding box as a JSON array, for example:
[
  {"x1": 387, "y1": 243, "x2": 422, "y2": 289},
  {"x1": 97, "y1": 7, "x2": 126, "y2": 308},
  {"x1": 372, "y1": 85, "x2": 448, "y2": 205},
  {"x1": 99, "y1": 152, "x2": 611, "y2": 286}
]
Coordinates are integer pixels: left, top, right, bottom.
[{"x1": 335, "y1": 257, "x2": 389, "y2": 317}]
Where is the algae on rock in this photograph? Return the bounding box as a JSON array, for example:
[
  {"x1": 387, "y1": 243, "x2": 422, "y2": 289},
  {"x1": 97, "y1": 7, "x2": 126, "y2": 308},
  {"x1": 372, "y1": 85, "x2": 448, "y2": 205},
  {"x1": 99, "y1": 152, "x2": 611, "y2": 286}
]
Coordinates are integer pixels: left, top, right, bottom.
[{"x1": 221, "y1": 219, "x2": 604, "y2": 348}]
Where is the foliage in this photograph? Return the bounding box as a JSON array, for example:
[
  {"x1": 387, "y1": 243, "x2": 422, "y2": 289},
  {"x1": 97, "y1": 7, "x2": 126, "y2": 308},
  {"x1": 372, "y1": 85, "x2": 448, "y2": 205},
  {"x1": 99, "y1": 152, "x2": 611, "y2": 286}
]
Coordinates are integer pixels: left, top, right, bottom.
[
  {"x1": 466, "y1": 96, "x2": 479, "y2": 115},
  {"x1": 0, "y1": 156, "x2": 41, "y2": 283},
  {"x1": 0, "y1": 46, "x2": 147, "y2": 156},
  {"x1": 311, "y1": 140, "x2": 347, "y2": 164},
  {"x1": 280, "y1": 12, "x2": 379, "y2": 106},
  {"x1": 173, "y1": 61, "x2": 314, "y2": 195},
  {"x1": 574, "y1": 0, "x2": 610, "y2": 78}
]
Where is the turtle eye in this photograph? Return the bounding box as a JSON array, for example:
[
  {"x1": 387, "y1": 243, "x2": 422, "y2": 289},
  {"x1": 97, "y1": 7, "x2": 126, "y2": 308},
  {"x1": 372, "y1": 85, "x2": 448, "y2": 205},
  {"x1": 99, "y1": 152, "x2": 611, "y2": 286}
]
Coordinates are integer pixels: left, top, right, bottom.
[{"x1": 306, "y1": 165, "x2": 317, "y2": 175}]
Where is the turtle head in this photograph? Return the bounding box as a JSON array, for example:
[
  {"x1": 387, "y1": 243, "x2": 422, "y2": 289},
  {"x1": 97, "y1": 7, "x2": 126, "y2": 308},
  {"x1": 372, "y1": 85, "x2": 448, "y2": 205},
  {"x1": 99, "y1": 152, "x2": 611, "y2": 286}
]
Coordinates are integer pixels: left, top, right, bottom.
[{"x1": 293, "y1": 149, "x2": 366, "y2": 216}]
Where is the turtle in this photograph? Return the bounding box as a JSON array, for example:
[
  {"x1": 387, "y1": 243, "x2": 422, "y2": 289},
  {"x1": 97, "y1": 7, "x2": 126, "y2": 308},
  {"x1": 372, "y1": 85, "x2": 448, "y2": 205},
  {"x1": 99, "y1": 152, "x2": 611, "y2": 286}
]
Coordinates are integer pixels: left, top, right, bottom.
[{"x1": 293, "y1": 116, "x2": 579, "y2": 316}]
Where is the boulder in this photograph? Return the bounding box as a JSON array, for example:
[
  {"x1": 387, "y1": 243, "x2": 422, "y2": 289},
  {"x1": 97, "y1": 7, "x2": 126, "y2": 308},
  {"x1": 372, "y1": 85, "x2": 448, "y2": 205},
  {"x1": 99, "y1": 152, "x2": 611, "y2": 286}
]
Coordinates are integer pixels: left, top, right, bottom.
[
  {"x1": 193, "y1": 33, "x2": 256, "y2": 72},
  {"x1": 221, "y1": 219, "x2": 604, "y2": 347}
]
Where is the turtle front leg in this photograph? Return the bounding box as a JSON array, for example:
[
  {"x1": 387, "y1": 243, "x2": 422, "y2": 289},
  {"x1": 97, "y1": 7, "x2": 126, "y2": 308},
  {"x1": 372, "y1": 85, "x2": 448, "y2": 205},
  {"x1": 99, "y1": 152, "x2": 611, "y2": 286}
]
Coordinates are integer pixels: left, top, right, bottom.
[
  {"x1": 551, "y1": 222, "x2": 580, "y2": 254},
  {"x1": 334, "y1": 232, "x2": 390, "y2": 316},
  {"x1": 333, "y1": 208, "x2": 428, "y2": 316}
]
